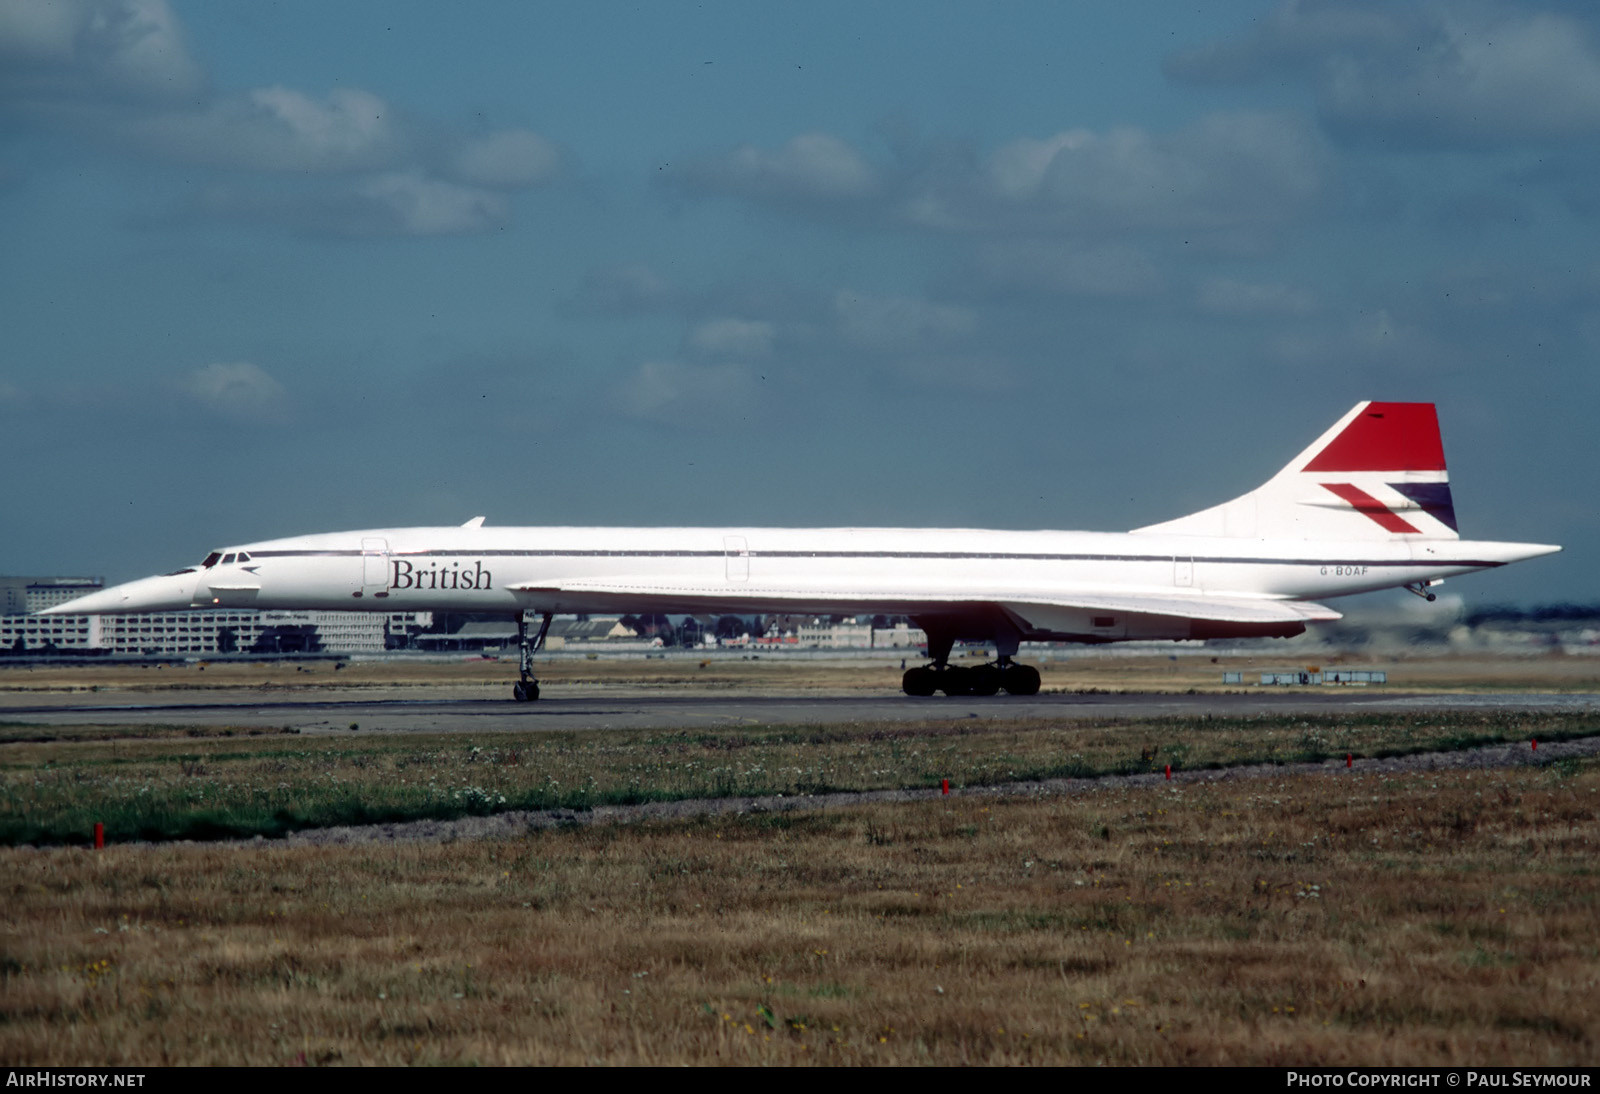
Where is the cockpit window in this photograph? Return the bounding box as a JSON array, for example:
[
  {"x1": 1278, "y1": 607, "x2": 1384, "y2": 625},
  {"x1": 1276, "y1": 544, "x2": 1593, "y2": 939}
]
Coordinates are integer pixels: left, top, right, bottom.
[
  {"x1": 201, "y1": 552, "x2": 222, "y2": 569},
  {"x1": 237, "y1": 552, "x2": 251, "y2": 563},
  {"x1": 222, "y1": 553, "x2": 237, "y2": 565}
]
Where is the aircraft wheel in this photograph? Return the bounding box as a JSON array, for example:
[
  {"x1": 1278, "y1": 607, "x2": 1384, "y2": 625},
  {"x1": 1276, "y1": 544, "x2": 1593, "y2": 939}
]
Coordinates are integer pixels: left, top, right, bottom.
[
  {"x1": 902, "y1": 667, "x2": 937, "y2": 697},
  {"x1": 1001, "y1": 664, "x2": 1041, "y2": 696},
  {"x1": 940, "y1": 667, "x2": 971, "y2": 696},
  {"x1": 513, "y1": 681, "x2": 540, "y2": 702},
  {"x1": 968, "y1": 665, "x2": 1001, "y2": 696}
]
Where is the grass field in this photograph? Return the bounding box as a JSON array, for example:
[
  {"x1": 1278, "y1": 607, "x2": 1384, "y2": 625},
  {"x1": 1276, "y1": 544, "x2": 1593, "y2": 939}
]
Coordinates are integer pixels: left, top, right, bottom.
[
  {"x1": 3, "y1": 754, "x2": 1597, "y2": 1065},
  {"x1": 2, "y1": 657, "x2": 1598, "y2": 1065}
]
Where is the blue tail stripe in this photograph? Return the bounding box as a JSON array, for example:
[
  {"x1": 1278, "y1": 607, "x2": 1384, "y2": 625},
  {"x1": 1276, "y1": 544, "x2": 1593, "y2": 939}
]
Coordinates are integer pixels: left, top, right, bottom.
[{"x1": 1389, "y1": 482, "x2": 1459, "y2": 533}]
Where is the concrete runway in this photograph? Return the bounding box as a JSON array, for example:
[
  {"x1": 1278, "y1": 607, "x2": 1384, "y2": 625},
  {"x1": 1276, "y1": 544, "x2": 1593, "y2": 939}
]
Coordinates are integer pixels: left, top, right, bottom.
[{"x1": 5, "y1": 686, "x2": 1599, "y2": 735}]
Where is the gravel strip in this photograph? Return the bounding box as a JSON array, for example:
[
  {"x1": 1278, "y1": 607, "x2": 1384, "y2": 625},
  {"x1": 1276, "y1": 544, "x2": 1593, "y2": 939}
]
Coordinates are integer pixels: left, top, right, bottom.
[{"x1": 282, "y1": 733, "x2": 1600, "y2": 847}]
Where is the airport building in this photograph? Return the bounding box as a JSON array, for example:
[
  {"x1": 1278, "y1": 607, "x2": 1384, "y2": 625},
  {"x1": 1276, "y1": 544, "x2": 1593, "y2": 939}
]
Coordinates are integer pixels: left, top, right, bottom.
[
  {"x1": 0, "y1": 612, "x2": 100, "y2": 652},
  {"x1": 0, "y1": 607, "x2": 428, "y2": 656},
  {"x1": 0, "y1": 576, "x2": 431, "y2": 655},
  {"x1": 92, "y1": 610, "x2": 420, "y2": 655},
  {"x1": 771, "y1": 616, "x2": 928, "y2": 649},
  {"x1": 796, "y1": 616, "x2": 871, "y2": 648},
  {"x1": 0, "y1": 576, "x2": 104, "y2": 615}
]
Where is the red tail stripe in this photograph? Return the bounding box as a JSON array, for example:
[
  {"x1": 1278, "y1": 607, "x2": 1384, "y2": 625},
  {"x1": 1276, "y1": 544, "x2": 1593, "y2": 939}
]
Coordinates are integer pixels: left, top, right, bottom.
[
  {"x1": 1304, "y1": 402, "x2": 1446, "y2": 473},
  {"x1": 1321, "y1": 483, "x2": 1421, "y2": 534}
]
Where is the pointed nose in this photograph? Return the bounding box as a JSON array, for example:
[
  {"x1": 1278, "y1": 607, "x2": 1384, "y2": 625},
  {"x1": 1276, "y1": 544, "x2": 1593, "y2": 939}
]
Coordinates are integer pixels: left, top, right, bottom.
[{"x1": 36, "y1": 571, "x2": 200, "y2": 615}]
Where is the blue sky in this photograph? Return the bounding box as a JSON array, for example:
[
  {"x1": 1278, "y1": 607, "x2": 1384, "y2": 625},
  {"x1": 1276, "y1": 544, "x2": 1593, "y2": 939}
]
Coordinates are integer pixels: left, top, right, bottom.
[{"x1": 2, "y1": 0, "x2": 1593, "y2": 606}]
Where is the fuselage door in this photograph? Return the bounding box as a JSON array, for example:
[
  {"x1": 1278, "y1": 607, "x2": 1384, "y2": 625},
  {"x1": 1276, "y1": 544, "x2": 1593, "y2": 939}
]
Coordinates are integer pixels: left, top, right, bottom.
[
  {"x1": 724, "y1": 536, "x2": 750, "y2": 582},
  {"x1": 362, "y1": 538, "x2": 390, "y2": 594}
]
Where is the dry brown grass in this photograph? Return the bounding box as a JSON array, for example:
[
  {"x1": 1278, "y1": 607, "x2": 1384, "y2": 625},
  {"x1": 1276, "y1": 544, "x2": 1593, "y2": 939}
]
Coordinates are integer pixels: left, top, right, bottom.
[
  {"x1": 4, "y1": 758, "x2": 1598, "y2": 1065},
  {"x1": 0, "y1": 656, "x2": 904, "y2": 696}
]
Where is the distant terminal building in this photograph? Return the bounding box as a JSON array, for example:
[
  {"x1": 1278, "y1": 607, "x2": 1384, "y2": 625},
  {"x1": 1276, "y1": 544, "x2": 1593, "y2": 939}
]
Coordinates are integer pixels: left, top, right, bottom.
[
  {"x1": 0, "y1": 576, "x2": 104, "y2": 652},
  {"x1": 0, "y1": 576, "x2": 104, "y2": 615},
  {"x1": 413, "y1": 616, "x2": 649, "y2": 653},
  {"x1": 92, "y1": 610, "x2": 424, "y2": 655},
  {"x1": 0, "y1": 575, "x2": 429, "y2": 655},
  {"x1": 1, "y1": 612, "x2": 99, "y2": 652},
  {"x1": 0, "y1": 607, "x2": 427, "y2": 656},
  {"x1": 767, "y1": 616, "x2": 927, "y2": 649}
]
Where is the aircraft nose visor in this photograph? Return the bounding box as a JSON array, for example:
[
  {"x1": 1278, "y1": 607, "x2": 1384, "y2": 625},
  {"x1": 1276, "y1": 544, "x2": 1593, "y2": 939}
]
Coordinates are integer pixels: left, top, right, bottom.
[{"x1": 35, "y1": 571, "x2": 201, "y2": 615}]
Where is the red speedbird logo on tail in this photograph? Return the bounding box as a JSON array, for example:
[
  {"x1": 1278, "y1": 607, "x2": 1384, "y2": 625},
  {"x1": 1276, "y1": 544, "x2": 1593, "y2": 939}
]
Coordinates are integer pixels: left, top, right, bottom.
[{"x1": 1307, "y1": 402, "x2": 1458, "y2": 536}]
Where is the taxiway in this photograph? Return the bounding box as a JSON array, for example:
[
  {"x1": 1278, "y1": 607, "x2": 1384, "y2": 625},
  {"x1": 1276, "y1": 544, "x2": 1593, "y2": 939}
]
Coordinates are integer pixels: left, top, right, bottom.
[{"x1": 4, "y1": 687, "x2": 1598, "y2": 735}]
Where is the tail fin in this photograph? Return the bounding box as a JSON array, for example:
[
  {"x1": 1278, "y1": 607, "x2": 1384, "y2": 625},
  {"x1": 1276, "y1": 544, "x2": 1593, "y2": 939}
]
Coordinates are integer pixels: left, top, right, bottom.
[{"x1": 1133, "y1": 402, "x2": 1460, "y2": 541}]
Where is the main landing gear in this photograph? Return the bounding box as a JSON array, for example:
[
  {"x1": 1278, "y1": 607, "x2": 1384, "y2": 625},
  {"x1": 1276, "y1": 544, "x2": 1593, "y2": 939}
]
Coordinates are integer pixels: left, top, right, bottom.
[
  {"x1": 512, "y1": 611, "x2": 552, "y2": 701},
  {"x1": 901, "y1": 659, "x2": 1041, "y2": 697},
  {"x1": 900, "y1": 627, "x2": 1041, "y2": 697}
]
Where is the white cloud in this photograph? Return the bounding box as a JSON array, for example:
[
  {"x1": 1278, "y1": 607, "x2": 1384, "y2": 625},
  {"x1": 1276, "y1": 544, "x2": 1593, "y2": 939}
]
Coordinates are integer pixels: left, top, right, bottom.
[
  {"x1": 573, "y1": 264, "x2": 677, "y2": 315},
  {"x1": 178, "y1": 362, "x2": 287, "y2": 421},
  {"x1": 0, "y1": 2, "x2": 558, "y2": 239},
  {"x1": 833, "y1": 291, "x2": 976, "y2": 350},
  {"x1": 196, "y1": 170, "x2": 508, "y2": 237},
  {"x1": 250, "y1": 86, "x2": 395, "y2": 164},
  {"x1": 985, "y1": 112, "x2": 1328, "y2": 232},
  {"x1": 451, "y1": 129, "x2": 560, "y2": 188},
  {"x1": 987, "y1": 130, "x2": 1093, "y2": 200},
  {"x1": 688, "y1": 318, "x2": 775, "y2": 359},
  {"x1": 1196, "y1": 277, "x2": 1317, "y2": 316},
  {"x1": 880, "y1": 353, "x2": 1018, "y2": 392},
  {"x1": 0, "y1": 0, "x2": 204, "y2": 103},
  {"x1": 130, "y1": 86, "x2": 404, "y2": 173},
  {"x1": 1329, "y1": 11, "x2": 1600, "y2": 143},
  {"x1": 978, "y1": 242, "x2": 1165, "y2": 299},
  {"x1": 353, "y1": 171, "x2": 507, "y2": 235},
  {"x1": 0, "y1": 1, "x2": 84, "y2": 58},
  {"x1": 1168, "y1": 2, "x2": 1600, "y2": 146},
  {"x1": 612, "y1": 360, "x2": 756, "y2": 424},
  {"x1": 880, "y1": 111, "x2": 1332, "y2": 242},
  {"x1": 1165, "y1": 0, "x2": 1415, "y2": 82},
  {"x1": 678, "y1": 132, "x2": 879, "y2": 203}
]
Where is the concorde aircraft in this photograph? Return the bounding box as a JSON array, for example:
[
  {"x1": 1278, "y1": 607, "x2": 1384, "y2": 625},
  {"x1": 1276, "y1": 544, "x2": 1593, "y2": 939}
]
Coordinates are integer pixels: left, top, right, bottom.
[{"x1": 42, "y1": 402, "x2": 1558, "y2": 699}]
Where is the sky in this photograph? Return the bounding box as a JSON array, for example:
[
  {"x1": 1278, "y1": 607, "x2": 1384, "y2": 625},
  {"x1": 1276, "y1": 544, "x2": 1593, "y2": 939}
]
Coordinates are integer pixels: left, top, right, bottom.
[{"x1": 2, "y1": 0, "x2": 1594, "y2": 607}]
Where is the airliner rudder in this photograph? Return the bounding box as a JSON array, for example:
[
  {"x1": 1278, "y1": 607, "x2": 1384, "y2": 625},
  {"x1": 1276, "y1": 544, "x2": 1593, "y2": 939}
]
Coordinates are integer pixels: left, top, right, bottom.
[{"x1": 42, "y1": 402, "x2": 1559, "y2": 700}]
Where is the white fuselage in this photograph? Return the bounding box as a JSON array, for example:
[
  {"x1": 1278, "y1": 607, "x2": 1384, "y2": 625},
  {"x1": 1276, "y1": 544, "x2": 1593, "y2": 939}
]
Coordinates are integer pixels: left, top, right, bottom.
[{"x1": 58, "y1": 524, "x2": 1552, "y2": 644}]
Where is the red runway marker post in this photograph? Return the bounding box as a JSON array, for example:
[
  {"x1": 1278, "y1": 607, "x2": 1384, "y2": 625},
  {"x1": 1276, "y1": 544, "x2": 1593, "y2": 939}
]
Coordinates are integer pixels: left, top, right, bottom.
[
  {"x1": 1347, "y1": 753, "x2": 1353, "y2": 768},
  {"x1": 94, "y1": 823, "x2": 104, "y2": 850},
  {"x1": 1165, "y1": 764, "x2": 1171, "y2": 781},
  {"x1": 942, "y1": 778, "x2": 949, "y2": 796}
]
